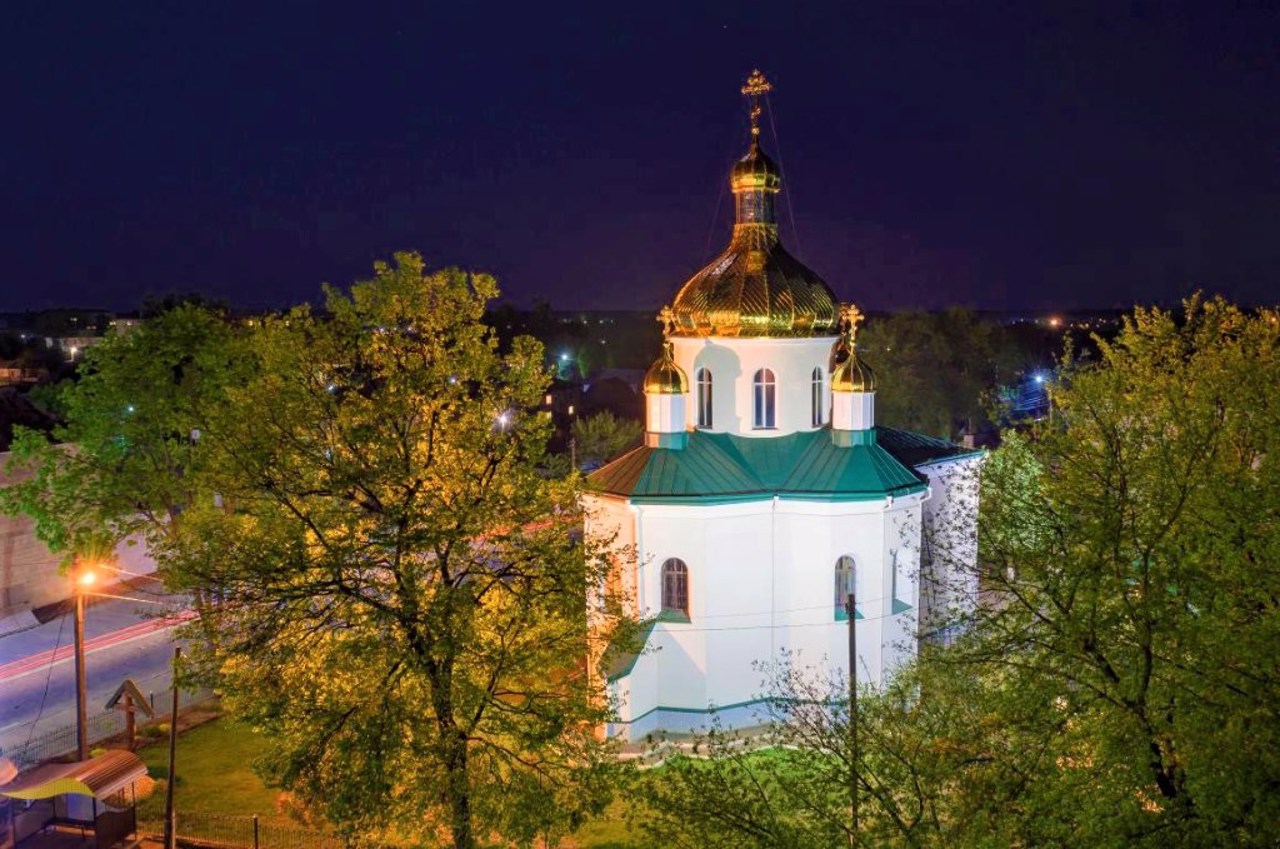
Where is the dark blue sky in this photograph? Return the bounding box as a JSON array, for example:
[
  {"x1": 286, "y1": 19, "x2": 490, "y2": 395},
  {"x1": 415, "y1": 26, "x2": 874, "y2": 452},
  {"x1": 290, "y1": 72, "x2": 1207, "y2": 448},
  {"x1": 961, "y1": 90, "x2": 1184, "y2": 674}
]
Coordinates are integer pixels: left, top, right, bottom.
[{"x1": 4, "y1": 2, "x2": 1277, "y2": 313}]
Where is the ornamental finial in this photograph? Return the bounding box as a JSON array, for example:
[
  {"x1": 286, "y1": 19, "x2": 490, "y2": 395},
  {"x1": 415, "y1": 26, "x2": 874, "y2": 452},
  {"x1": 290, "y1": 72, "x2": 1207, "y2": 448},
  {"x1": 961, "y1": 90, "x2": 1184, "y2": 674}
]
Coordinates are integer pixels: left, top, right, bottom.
[
  {"x1": 841, "y1": 303, "x2": 865, "y2": 346},
  {"x1": 741, "y1": 69, "x2": 772, "y2": 138},
  {"x1": 658, "y1": 305, "x2": 677, "y2": 338}
]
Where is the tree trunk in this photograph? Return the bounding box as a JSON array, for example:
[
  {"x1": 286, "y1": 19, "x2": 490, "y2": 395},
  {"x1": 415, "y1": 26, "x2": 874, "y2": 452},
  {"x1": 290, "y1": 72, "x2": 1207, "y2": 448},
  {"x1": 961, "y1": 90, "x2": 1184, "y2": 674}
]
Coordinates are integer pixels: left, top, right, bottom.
[{"x1": 447, "y1": 731, "x2": 472, "y2": 849}]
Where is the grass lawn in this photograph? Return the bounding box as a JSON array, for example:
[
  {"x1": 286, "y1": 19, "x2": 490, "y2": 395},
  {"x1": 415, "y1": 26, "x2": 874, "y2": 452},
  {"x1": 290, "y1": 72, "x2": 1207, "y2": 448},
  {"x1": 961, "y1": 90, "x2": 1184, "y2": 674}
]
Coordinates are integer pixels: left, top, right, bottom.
[
  {"x1": 132, "y1": 716, "x2": 639, "y2": 846},
  {"x1": 135, "y1": 718, "x2": 292, "y2": 826}
]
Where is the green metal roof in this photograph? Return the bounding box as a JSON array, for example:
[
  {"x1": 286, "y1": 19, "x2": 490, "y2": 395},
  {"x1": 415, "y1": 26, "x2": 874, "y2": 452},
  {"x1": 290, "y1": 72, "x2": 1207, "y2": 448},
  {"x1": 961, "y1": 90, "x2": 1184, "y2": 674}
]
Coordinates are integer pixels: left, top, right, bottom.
[
  {"x1": 587, "y1": 426, "x2": 969, "y2": 504},
  {"x1": 874, "y1": 426, "x2": 983, "y2": 467}
]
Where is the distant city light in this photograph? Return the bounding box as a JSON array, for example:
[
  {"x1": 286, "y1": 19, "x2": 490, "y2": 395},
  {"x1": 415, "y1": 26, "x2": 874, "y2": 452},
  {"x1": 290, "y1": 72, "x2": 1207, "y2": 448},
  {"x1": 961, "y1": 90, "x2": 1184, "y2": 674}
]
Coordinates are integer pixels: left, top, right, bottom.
[{"x1": 1048, "y1": 316, "x2": 1062, "y2": 328}]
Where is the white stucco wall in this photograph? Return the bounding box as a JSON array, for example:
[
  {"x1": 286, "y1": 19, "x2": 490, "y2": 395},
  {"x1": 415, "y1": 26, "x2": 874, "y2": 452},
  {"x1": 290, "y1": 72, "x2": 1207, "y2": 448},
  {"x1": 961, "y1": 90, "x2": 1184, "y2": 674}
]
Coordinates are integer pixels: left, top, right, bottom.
[
  {"x1": 671, "y1": 336, "x2": 838, "y2": 437},
  {"x1": 586, "y1": 490, "x2": 929, "y2": 738},
  {"x1": 916, "y1": 454, "x2": 985, "y2": 643},
  {"x1": 645, "y1": 392, "x2": 686, "y2": 434},
  {"x1": 832, "y1": 391, "x2": 875, "y2": 431}
]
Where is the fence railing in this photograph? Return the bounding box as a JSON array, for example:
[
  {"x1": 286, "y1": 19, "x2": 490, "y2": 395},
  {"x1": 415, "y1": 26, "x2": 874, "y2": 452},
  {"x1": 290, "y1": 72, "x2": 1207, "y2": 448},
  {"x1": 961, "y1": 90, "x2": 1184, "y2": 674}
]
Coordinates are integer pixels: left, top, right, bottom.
[
  {"x1": 137, "y1": 812, "x2": 347, "y2": 849},
  {"x1": 0, "y1": 686, "x2": 215, "y2": 768}
]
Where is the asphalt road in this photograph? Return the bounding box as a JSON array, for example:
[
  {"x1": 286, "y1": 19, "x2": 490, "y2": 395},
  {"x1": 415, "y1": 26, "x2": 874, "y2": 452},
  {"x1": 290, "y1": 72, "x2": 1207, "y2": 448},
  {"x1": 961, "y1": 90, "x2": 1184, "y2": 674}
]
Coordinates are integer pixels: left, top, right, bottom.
[{"x1": 0, "y1": 587, "x2": 191, "y2": 756}]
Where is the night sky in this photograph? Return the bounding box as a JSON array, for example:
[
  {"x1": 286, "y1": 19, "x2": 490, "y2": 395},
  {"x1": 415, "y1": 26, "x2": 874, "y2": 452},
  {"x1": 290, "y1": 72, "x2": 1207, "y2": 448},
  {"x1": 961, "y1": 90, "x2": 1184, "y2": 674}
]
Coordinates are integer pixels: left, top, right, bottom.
[{"x1": 4, "y1": 2, "x2": 1278, "y2": 313}]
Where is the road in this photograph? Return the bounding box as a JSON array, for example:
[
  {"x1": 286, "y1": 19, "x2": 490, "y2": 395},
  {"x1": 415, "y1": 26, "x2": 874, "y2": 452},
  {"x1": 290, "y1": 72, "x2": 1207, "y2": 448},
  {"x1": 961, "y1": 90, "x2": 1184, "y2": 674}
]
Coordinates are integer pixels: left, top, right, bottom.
[{"x1": 0, "y1": 584, "x2": 192, "y2": 756}]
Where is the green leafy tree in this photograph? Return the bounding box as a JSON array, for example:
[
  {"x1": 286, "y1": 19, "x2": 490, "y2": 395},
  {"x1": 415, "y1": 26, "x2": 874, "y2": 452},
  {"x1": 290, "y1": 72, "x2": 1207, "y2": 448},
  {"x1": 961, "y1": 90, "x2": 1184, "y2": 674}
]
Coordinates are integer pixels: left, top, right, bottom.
[
  {"x1": 164, "y1": 254, "x2": 631, "y2": 849},
  {"x1": 628, "y1": 655, "x2": 1030, "y2": 849},
  {"x1": 571, "y1": 411, "x2": 641, "y2": 468},
  {"x1": 0, "y1": 303, "x2": 242, "y2": 561},
  {"x1": 859, "y1": 309, "x2": 1028, "y2": 439},
  {"x1": 923, "y1": 295, "x2": 1280, "y2": 846}
]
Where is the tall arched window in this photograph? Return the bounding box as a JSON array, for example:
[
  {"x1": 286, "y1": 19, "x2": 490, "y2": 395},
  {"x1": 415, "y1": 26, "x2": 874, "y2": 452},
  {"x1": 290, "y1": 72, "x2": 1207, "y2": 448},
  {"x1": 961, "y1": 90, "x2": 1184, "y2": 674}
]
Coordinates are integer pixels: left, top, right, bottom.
[
  {"x1": 661, "y1": 558, "x2": 690, "y2": 618},
  {"x1": 696, "y1": 368, "x2": 713, "y2": 428},
  {"x1": 834, "y1": 555, "x2": 857, "y2": 620},
  {"x1": 753, "y1": 368, "x2": 776, "y2": 429},
  {"x1": 811, "y1": 366, "x2": 824, "y2": 427}
]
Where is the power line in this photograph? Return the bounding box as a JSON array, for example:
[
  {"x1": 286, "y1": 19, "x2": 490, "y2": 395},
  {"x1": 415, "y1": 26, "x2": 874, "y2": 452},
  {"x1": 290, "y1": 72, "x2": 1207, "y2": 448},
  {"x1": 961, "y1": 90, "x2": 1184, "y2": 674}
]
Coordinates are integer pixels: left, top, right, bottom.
[
  {"x1": 22, "y1": 611, "x2": 69, "y2": 755},
  {"x1": 646, "y1": 594, "x2": 895, "y2": 621},
  {"x1": 764, "y1": 92, "x2": 804, "y2": 260},
  {"x1": 660, "y1": 606, "x2": 908, "y2": 634},
  {"x1": 700, "y1": 124, "x2": 746, "y2": 263}
]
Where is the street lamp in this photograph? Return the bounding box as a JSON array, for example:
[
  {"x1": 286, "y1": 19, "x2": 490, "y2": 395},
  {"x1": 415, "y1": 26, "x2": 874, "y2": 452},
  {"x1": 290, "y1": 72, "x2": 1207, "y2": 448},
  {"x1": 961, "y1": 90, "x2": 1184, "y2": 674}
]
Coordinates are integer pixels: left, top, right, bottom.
[{"x1": 73, "y1": 564, "x2": 98, "y2": 762}]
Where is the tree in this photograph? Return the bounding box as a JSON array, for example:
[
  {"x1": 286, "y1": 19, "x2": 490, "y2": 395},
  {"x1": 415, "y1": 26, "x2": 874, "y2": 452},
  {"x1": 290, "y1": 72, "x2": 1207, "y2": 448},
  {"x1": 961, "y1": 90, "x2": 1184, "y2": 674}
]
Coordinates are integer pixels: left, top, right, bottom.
[
  {"x1": 162, "y1": 254, "x2": 630, "y2": 848},
  {"x1": 571, "y1": 411, "x2": 641, "y2": 468},
  {"x1": 0, "y1": 303, "x2": 242, "y2": 561},
  {"x1": 931, "y1": 296, "x2": 1280, "y2": 846},
  {"x1": 858, "y1": 309, "x2": 1028, "y2": 439}
]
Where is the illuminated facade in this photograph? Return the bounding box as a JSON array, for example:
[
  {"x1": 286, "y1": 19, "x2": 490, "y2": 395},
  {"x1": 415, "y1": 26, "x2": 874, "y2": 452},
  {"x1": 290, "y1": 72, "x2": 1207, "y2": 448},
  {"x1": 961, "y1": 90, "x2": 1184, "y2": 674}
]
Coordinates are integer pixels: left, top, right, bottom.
[{"x1": 584, "y1": 72, "x2": 982, "y2": 739}]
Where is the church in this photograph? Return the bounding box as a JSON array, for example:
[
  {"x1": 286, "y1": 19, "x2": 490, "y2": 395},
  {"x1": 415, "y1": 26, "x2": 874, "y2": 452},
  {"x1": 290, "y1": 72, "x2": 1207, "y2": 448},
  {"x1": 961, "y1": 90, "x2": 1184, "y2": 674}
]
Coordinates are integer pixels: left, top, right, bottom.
[{"x1": 584, "y1": 72, "x2": 983, "y2": 740}]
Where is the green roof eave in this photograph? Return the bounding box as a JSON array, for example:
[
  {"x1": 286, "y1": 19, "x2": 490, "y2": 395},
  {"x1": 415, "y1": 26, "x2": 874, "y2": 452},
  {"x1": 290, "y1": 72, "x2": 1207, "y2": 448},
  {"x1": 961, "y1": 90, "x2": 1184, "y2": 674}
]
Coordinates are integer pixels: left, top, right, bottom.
[
  {"x1": 587, "y1": 426, "x2": 972, "y2": 504},
  {"x1": 910, "y1": 448, "x2": 986, "y2": 469},
  {"x1": 776, "y1": 481, "x2": 929, "y2": 502},
  {"x1": 624, "y1": 484, "x2": 928, "y2": 507}
]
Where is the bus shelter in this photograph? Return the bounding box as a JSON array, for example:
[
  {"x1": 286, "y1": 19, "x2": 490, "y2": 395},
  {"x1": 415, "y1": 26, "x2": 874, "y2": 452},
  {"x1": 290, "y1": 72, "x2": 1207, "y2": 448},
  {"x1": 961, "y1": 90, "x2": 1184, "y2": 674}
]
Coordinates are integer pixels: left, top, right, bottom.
[{"x1": 0, "y1": 750, "x2": 147, "y2": 849}]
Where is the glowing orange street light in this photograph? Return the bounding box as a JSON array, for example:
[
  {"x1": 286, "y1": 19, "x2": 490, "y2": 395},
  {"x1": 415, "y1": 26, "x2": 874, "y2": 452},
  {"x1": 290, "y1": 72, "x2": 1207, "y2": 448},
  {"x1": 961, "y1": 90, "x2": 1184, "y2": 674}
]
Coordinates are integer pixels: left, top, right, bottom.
[{"x1": 73, "y1": 563, "x2": 102, "y2": 761}]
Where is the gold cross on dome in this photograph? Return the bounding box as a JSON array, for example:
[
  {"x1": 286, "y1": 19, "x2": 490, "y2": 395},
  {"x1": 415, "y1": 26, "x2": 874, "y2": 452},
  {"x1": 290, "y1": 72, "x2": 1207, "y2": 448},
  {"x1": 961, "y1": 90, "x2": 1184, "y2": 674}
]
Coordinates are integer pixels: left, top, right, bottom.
[
  {"x1": 658, "y1": 305, "x2": 677, "y2": 337},
  {"x1": 741, "y1": 69, "x2": 772, "y2": 138},
  {"x1": 841, "y1": 303, "x2": 865, "y2": 342}
]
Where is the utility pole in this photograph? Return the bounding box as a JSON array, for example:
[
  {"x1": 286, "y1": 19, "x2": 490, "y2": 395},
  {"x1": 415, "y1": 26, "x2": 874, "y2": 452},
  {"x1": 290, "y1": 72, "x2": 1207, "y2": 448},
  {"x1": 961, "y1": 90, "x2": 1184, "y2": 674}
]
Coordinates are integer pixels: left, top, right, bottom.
[
  {"x1": 164, "y1": 646, "x2": 181, "y2": 849},
  {"x1": 73, "y1": 586, "x2": 88, "y2": 761},
  {"x1": 845, "y1": 592, "x2": 858, "y2": 847}
]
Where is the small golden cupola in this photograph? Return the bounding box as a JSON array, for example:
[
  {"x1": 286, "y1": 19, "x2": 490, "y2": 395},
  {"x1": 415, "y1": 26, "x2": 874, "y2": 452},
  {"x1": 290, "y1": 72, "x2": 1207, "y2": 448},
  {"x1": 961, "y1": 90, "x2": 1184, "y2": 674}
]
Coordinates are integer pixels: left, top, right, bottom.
[
  {"x1": 669, "y1": 71, "x2": 840, "y2": 339},
  {"x1": 644, "y1": 307, "x2": 691, "y2": 446},
  {"x1": 831, "y1": 303, "x2": 877, "y2": 432}
]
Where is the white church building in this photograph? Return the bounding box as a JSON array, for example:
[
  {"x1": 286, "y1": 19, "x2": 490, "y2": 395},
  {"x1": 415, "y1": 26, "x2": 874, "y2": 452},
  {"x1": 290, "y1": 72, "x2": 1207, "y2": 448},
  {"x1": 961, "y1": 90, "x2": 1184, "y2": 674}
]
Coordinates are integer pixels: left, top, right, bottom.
[{"x1": 584, "y1": 72, "x2": 983, "y2": 740}]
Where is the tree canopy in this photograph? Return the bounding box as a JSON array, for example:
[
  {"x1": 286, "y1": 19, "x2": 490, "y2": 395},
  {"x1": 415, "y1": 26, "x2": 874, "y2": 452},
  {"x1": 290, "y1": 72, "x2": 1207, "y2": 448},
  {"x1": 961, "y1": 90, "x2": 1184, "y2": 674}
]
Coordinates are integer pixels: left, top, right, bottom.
[
  {"x1": 2, "y1": 254, "x2": 633, "y2": 849},
  {"x1": 858, "y1": 308, "x2": 1032, "y2": 439},
  {"x1": 0, "y1": 302, "x2": 242, "y2": 561}
]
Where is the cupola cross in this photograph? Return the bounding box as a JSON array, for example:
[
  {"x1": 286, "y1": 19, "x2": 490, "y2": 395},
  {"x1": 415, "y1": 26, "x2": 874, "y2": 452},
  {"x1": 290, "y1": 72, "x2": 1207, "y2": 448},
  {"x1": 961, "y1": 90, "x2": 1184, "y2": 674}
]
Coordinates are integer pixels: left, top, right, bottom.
[
  {"x1": 841, "y1": 303, "x2": 865, "y2": 346},
  {"x1": 741, "y1": 69, "x2": 772, "y2": 138}
]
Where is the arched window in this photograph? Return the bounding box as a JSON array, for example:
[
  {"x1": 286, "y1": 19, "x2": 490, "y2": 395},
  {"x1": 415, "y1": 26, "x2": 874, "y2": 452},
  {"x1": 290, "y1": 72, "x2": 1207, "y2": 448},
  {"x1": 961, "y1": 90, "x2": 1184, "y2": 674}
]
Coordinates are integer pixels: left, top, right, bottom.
[
  {"x1": 752, "y1": 368, "x2": 776, "y2": 429},
  {"x1": 696, "y1": 368, "x2": 713, "y2": 428},
  {"x1": 834, "y1": 555, "x2": 857, "y2": 620},
  {"x1": 811, "y1": 366, "x2": 824, "y2": 427},
  {"x1": 661, "y1": 558, "x2": 690, "y2": 618}
]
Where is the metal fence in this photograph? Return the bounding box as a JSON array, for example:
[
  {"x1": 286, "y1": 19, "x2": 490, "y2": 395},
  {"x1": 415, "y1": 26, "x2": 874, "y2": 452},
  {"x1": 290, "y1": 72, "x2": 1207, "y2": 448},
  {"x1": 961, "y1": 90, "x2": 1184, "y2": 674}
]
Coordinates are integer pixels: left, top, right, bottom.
[
  {"x1": 0, "y1": 686, "x2": 215, "y2": 768},
  {"x1": 138, "y1": 812, "x2": 347, "y2": 849}
]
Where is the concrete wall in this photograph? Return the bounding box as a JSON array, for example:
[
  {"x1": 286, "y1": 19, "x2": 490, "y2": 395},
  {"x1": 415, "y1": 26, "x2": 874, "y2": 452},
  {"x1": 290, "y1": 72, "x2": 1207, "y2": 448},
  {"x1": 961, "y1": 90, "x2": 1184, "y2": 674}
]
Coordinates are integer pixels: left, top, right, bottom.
[{"x1": 0, "y1": 451, "x2": 157, "y2": 621}]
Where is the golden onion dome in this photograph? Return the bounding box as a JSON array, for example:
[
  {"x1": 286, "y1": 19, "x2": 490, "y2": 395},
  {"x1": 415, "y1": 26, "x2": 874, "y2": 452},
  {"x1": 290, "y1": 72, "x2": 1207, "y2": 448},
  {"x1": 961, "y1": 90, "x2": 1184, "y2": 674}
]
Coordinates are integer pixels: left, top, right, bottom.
[
  {"x1": 669, "y1": 74, "x2": 839, "y2": 339},
  {"x1": 643, "y1": 341, "x2": 688, "y2": 395},
  {"x1": 832, "y1": 352, "x2": 876, "y2": 392},
  {"x1": 730, "y1": 142, "x2": 781, "y2": 193}
]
